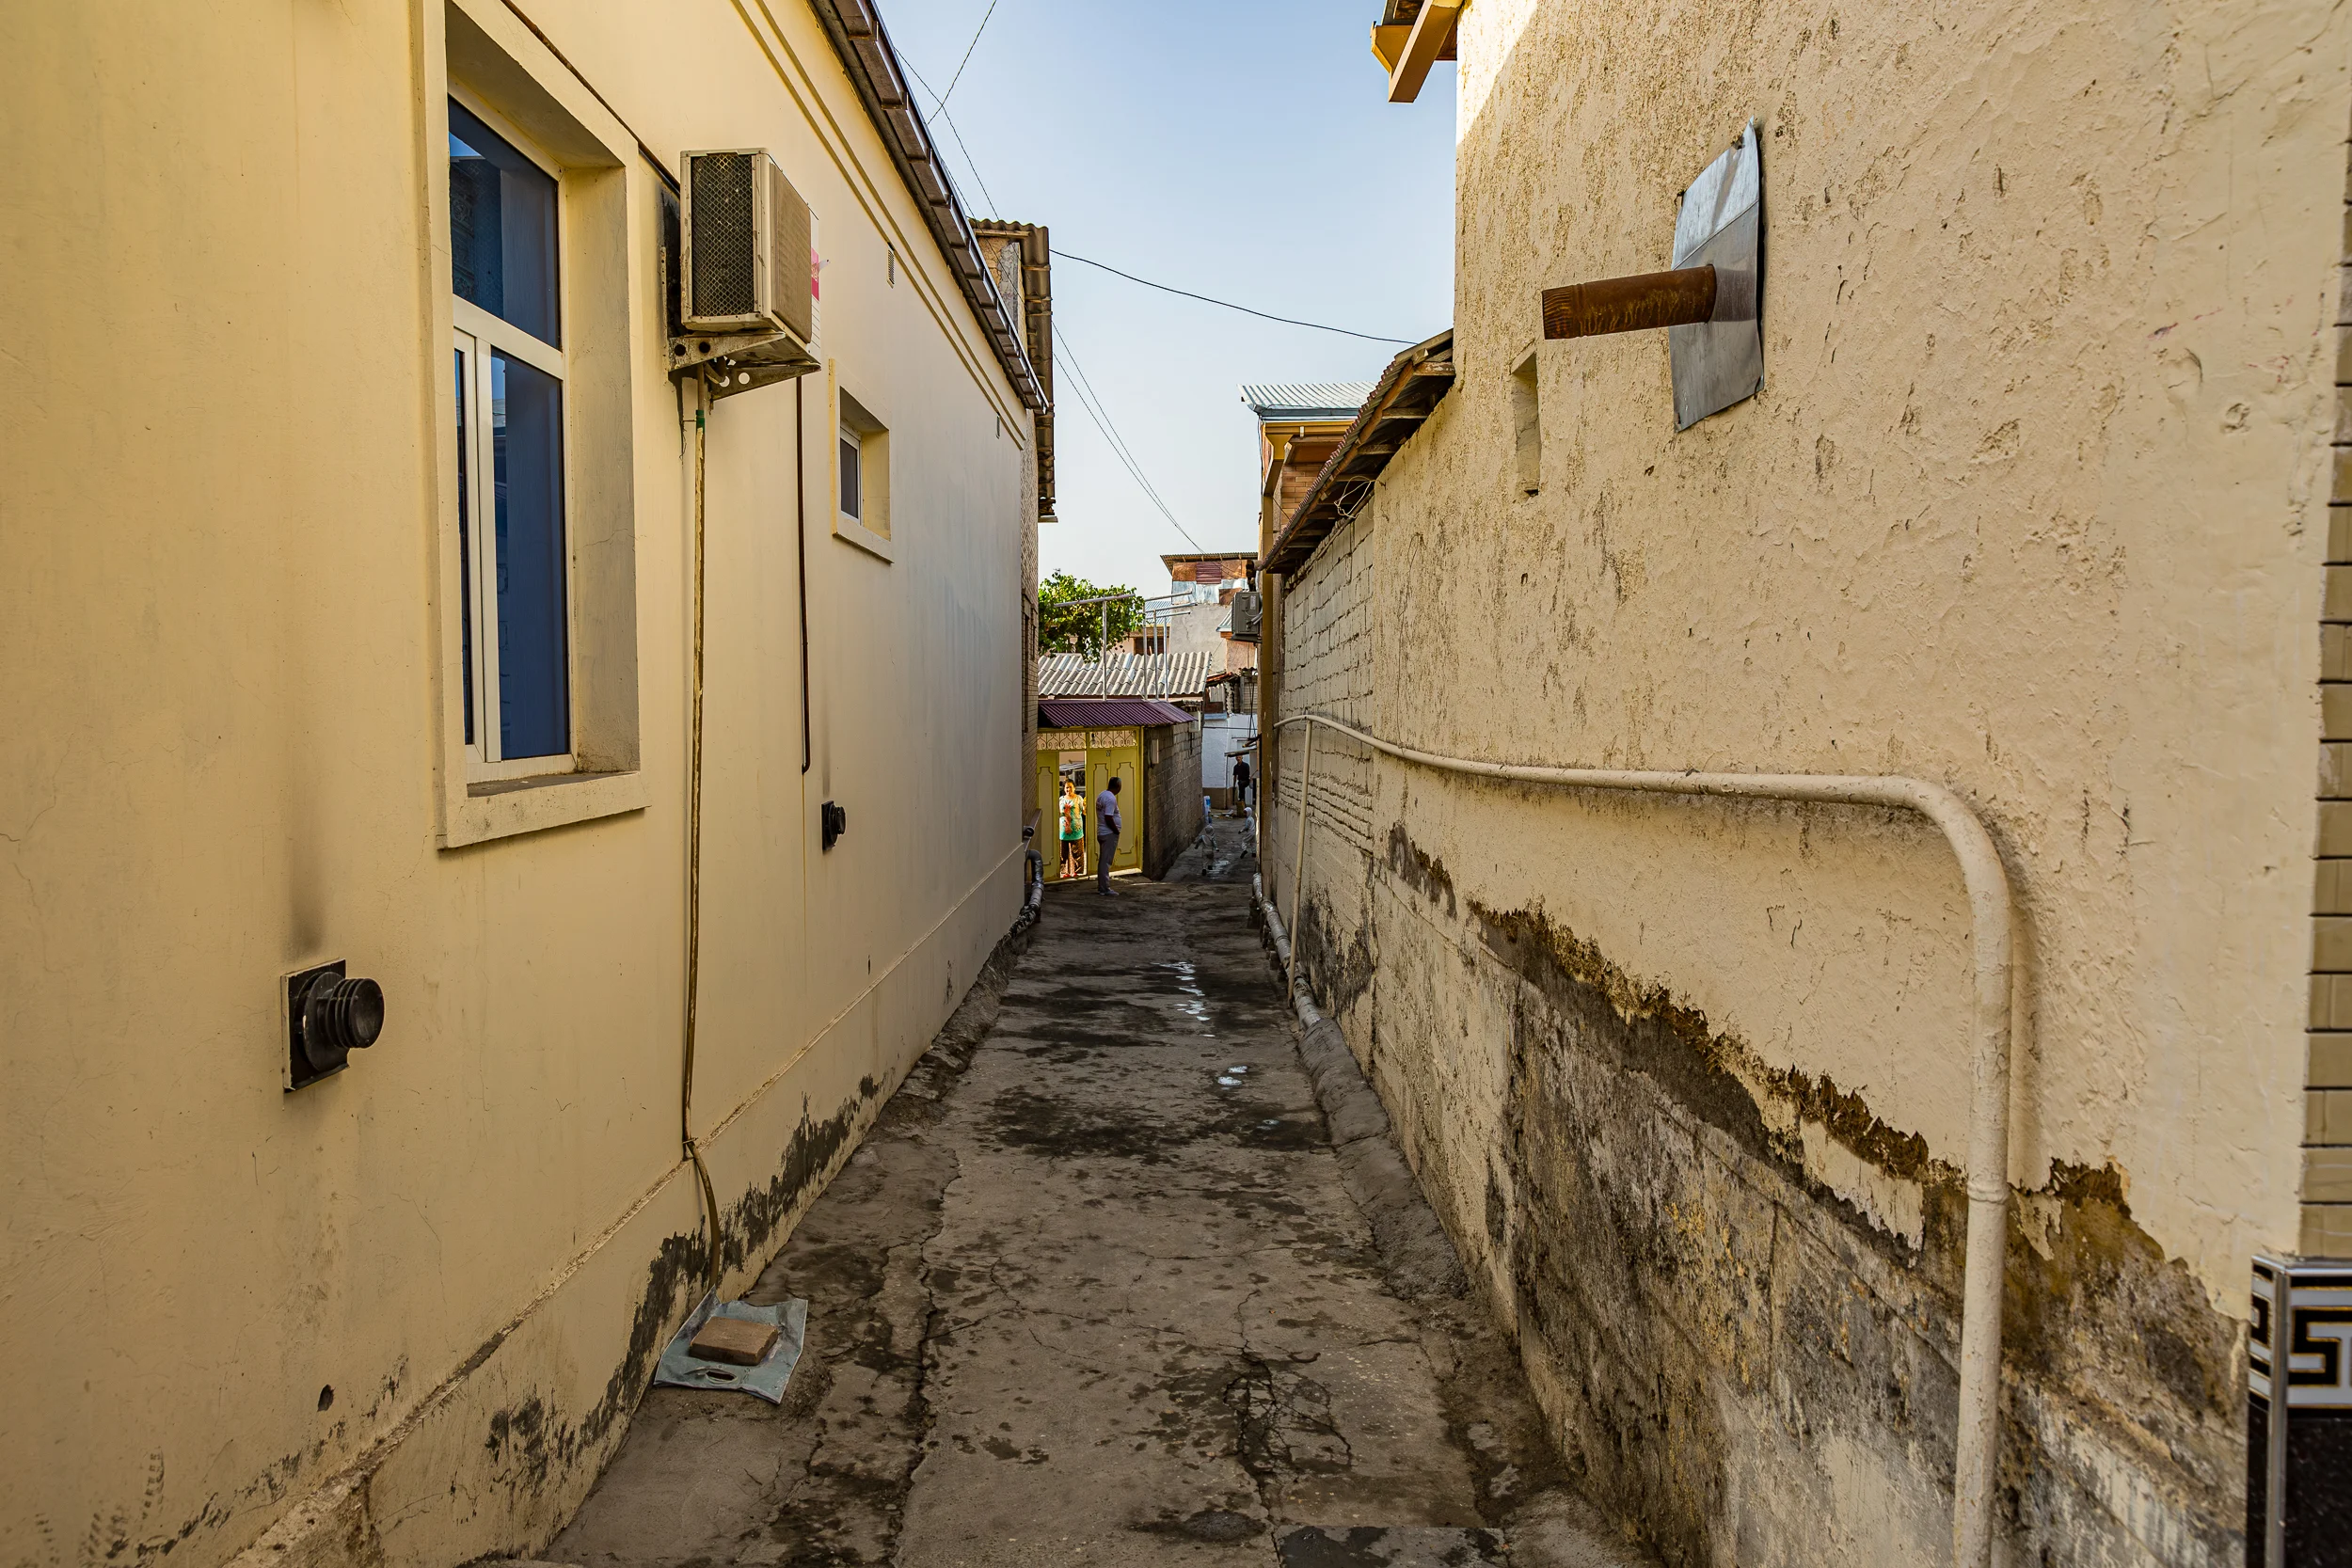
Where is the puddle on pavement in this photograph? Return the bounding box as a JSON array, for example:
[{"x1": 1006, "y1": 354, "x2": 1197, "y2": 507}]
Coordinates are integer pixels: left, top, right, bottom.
[
  {"x1": 1157, "y1": 961, "x2": 1217, "y2": 1035},
  {"x1": 1237, "y1": 1116, "x2": 1320, "y2": 1151}
]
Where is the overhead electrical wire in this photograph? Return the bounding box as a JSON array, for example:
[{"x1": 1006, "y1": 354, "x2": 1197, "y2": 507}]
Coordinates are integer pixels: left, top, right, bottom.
[
  {"x1": 935, "y1": 0, "x2": 1001, "y2": 109},
  {"x1": 1054, "y1": 250, "x2": 1414, "y2": 344},
  {"x1": 1052, "y1": 326, "x2": 1196, "y2": 546},
  {"x1": 1052, "y1": 324, "x2": 1206, "y2": 551},
  {"x1": 1050, "y1": 322, "x2": 1180, "y2": 518},
  {"x1": 898, "y1": 60, "x2": 1003, "y2": 214},
  {"x1": 905, "y1": 42, "x2": 1216, "y2": 553}
]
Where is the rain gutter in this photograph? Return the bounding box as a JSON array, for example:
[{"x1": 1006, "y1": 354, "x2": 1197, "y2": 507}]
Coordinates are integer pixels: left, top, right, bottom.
[
  {"x1": 1262, "y1": 710, "x2": 2015, "y2": 1568},
  {"x1": 807, "y1": 0, "x2": 1045, "y2": 410}
]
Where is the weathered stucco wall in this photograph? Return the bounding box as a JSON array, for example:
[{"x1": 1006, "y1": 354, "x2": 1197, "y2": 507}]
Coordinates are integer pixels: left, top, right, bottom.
[
  {"x1": 0, "y1": 0, "x2": 1035, "y2": 1563},
  {"x1": 1267, "y1": 0, "x2": 2348, "y2": 1560},
  {"x1": 1143, "y1": 721, "x2": 1205, "y2": 878}
]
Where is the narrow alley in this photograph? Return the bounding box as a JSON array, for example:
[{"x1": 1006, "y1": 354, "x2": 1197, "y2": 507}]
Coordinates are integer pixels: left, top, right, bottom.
[
  {"x1": 549, "y1": 816, "x2": 1644, "y2": 1567},
  {"x1": 16, "y1": 0, "x2": 2346, "y2": 1560}
]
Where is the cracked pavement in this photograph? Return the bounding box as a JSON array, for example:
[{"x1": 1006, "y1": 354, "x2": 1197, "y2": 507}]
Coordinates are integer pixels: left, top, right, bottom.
[{"x1": 548, "y1": 816, "x2": 1650, "y2": 1568}]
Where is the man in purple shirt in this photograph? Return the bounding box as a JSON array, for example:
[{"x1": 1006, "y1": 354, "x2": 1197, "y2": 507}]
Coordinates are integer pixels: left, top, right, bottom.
[{"x1": 1094, "y1": 777, "x2": 1123, "y2": 895}]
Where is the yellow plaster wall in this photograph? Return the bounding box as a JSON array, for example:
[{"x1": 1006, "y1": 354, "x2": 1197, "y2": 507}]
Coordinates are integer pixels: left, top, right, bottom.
[
  {"x1": 0, "y1": 0, "x2": 1032, "y2": 1562},
  {"x1": 1417, "y1": 0, "x2": 2344, "y2": 1308},
  {"x1": 1270, "y1": 0, "x2": 2345, "y2": 1555}
]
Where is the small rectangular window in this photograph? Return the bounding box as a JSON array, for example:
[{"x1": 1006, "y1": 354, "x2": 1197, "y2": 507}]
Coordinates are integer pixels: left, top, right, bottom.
[
  {"x1": 838, "y1": 424, "x2": 863, "y2": 523},
  {"x1": 435, "y1": 13, "x2": 651, "y2": 847},
  {"x1": 833, "y1": 386, "x2": 891, "y2": 558},
  {"x1": 1511, "y1": 349, "x2": 1541, "y2": 497},
  {"x1": 450, "y1": 96, "x2": 572, "y2": 778}
]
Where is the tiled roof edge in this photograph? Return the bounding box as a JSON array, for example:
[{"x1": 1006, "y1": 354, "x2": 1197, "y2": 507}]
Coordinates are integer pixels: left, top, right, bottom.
[{"x1": 808, "y1": 1, "x2": 1045, "y2": 411}]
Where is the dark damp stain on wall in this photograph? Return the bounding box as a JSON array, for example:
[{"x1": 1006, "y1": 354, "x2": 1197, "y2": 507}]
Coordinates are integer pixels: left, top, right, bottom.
[
  {"x1": 469, "y1": 928, "x2": 1037, "y2": 1538},
  {"x1": 1387, "y1": 821, "x2": 1456, "y2": 918},
  {"x1": 1295, "y1": 891, "x2": 1376, "y2": 1020},
  {"x1": 477, "y1": 1225, "x2": 707, "y2": 1513},
  {"x1": 723, "y1": 1079, "x2": 882, "y2": 1275},
  {"x1": 474, "y1": 1078, "x2": 886, "y2": 1512},
  {"x1": 1304, "y1": 831, "x2": 2246, "y2": 1567}
]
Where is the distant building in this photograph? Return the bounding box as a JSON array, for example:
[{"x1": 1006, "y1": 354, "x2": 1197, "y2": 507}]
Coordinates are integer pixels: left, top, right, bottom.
[
  {"x1": 1241, "y1": 383, "x2": 1368, "y2": 819},
  {"x1": 1139, "y1": 552, "x2": 1264, "y2": 813},
  {"x1": 1242, "y1": 383, "x2": 1373, "y2": 553},
  {"x1": 1035, "y1": 653, "x2": 1217, "y2": 862},
  {"x1": 1034, "y1": 696, "x2": 1201, "y2": 881},
  {"x1": 1127, "y1": 552, "x2": 1260, "y2": 679}
]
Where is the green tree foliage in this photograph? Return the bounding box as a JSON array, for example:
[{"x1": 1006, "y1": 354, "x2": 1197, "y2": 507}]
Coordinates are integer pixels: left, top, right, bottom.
[{"x1": 1038, "y1": 571, "x2": 1142, "y2": 660}]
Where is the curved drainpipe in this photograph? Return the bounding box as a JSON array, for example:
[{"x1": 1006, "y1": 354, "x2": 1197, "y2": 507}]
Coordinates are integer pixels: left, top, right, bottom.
[
  {"x1": 1263, "y1": 712, "x2": 2015, "y2": 1568},
  {"x1": 1253, "y1": 872, "x2": 1322, "y2": 1029}
]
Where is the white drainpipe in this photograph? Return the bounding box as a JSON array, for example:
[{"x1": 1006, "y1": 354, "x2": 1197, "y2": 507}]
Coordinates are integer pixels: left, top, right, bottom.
[{"x1": 1264, "y1": 712, "x2": 2014, "y2": 1568}]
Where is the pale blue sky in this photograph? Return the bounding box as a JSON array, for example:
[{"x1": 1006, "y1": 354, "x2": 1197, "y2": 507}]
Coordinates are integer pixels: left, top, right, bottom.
[{"x1": 875, "y1": 0, "x2": 1459, "y2": 596}]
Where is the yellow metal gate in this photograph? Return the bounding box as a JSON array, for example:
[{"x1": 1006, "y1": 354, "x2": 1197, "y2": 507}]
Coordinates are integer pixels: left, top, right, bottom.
[{"x1": 1036, "y1": 726, "x2": 1142, "y2": 881}]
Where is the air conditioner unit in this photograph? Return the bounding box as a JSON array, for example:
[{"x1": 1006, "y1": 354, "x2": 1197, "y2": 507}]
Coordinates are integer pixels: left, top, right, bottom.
[
  {"x1": 1228, "y1": 589, "x2": 1262, "y2": 642},
  {"x1": 669, "y1": 147, "x2": 819, "y2": 396}
]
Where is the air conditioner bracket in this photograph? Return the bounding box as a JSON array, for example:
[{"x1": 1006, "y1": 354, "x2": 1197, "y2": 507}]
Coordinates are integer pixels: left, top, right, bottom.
[{"x1": 669, "y1": 329, "x2": 820, "y2": 400}]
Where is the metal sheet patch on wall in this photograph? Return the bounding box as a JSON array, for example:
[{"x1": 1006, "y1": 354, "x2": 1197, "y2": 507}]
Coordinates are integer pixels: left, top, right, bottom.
[{"x1": 1668, "y1": 121, "x2": 1764, "y2": 430}]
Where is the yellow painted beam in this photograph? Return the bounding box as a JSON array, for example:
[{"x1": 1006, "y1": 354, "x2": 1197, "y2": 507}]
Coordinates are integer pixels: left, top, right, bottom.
[
  {"x1": 1386, "y1": 0, "x2": 1462, "y2": 103},
  {"x1": 1371, "y1": 23, "x2": 1409, "y2": 73}
]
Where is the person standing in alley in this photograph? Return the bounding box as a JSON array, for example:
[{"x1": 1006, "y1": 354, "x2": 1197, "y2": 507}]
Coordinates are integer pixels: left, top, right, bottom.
[
  {"x1": 1057, "y1": 777, "x2": 1087, "y2": 881},
  {"x1": 1232, "y1": 754, "x2": 1252, "y2": 816},
  {"x1": 1095, "y1": 776, "x2": 1123, "y2": 895}
]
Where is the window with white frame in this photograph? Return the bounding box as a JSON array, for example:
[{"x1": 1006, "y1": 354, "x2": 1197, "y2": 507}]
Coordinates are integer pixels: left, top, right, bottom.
[
  {"x1": 838, "y1": 420, "x2": 864, "y2": 529},
  {"x1": 834, "y1": 386, "x2": 891, "y2": 556},
  {"x1": 449, "y1": 98, "x2": 572, "y2": 777}
]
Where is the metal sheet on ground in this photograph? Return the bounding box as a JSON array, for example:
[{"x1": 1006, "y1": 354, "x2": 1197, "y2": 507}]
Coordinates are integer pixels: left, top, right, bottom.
[{"x1": 652, "y1": 1291, "x2": 807, "y2": 1402}]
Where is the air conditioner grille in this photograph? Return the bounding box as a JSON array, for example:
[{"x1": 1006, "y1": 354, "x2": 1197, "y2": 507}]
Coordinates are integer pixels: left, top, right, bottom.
[
  {"x1": 691, "y1": 151, "x2": 757, "y2": 320},
  {"x1": 770, "y1": 163, "x2": 814, "y2": 344}
]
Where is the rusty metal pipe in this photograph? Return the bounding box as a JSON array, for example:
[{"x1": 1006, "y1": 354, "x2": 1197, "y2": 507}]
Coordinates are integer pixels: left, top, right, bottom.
[{"x1": 1542, "y1": 264, "x2": 1717, "y2": 341}]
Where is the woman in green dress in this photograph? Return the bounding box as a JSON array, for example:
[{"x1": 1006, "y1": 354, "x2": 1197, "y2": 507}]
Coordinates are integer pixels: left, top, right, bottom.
[{"x1": 1057, "y1": 778, "x2": 1088, "y2": 880}]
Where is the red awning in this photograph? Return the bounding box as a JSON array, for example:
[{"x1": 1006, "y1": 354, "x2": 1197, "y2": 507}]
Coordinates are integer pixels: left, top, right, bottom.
[{"x1": 1039, "y1": 698, "x2": 1194, "y2": 730}]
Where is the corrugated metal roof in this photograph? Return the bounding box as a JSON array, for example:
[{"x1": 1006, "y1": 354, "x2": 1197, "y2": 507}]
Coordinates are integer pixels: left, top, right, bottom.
[
  {"x1": 1039, "y1": 697, "x2": 1196, "y2": 729},
  {"x1": 1239, "y1": 383, "x2": 1376, "y2": 420},
  {"x1": 1265, "y1": 330, "x2": 1454, "y2": 578},
  {"x1": 1039, "y1": 650, "x2": 1213, "y2": 700}
]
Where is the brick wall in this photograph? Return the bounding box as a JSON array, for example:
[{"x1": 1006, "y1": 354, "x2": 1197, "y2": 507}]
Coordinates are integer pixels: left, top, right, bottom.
[
  {"x1": 1271, "y1": 511, "x2": 1376, "y2": 881},
  {"x1": 1142, "y1": 718, "x2": 1203, "y2": 877}
]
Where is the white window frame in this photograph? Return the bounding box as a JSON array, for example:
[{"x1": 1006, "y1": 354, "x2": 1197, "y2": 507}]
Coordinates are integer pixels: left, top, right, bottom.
[
  {"x1": 828, "y1": 366, "x2": 895, "y2": 562},
  {"x1": 432, "y1": 0, "x2": 647, "y2": 850},
  {"x1": 837, "y1": 420, "x2": 865, "y2": 530},
  {"x1": 449, "y1": 87, "x2": 578, "y2": 784}
]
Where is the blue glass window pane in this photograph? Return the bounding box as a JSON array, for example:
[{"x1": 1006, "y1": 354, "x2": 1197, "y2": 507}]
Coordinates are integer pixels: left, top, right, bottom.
[
  {"x1": 454, "y1": 348, "x2": 474, "y2": 746},
  {"x1": 449, "y1": 101, "x2": 560, "y2": 348},
  {"x1": 491, "y1": 352, "x2": 568, "y2": 759}
]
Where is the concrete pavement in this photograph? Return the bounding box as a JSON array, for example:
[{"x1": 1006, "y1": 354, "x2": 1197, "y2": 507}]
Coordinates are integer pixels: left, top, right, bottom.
[{"x1": 548, "y1": 816, "x2": 1649, "y2": 1567}]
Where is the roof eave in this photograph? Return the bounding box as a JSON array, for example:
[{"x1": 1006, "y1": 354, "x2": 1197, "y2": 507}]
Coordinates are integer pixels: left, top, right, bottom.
[
  {"x1": 1263, "y1": 328, "x2": 1454, "y2": 578},
  {"x1": 809, "y1": 1, "x2": 1046, "y2": 412}
]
